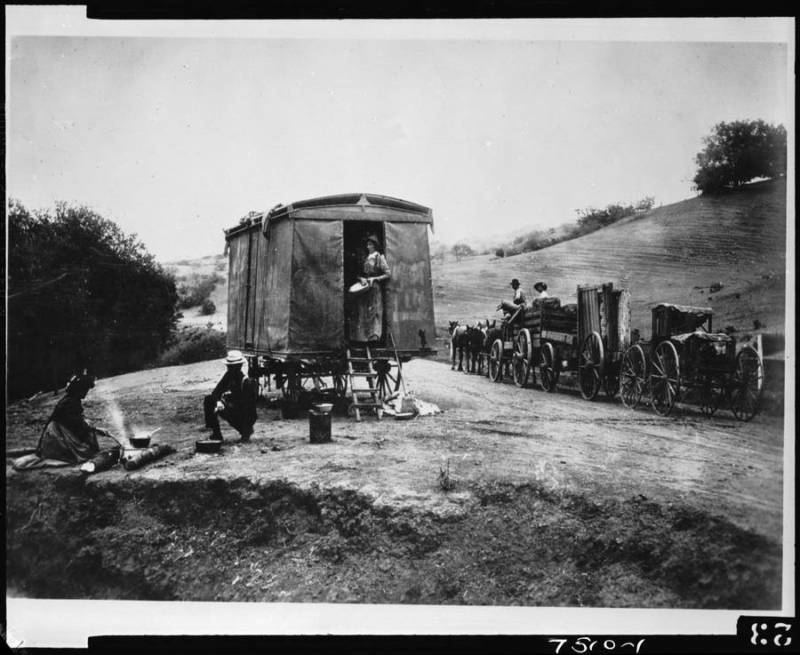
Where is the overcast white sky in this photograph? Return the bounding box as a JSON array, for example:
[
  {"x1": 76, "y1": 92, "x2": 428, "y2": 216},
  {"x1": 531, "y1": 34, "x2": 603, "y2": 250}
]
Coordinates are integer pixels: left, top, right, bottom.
[{"x1": 6, "y1": 13, "x2": 793, "y2": 262}]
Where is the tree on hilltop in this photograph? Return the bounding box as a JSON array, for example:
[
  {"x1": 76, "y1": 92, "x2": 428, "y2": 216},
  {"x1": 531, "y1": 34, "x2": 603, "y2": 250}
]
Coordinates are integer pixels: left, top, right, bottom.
[{"x1": 693, "y1": 120, "x2": 786, "y2": 194}]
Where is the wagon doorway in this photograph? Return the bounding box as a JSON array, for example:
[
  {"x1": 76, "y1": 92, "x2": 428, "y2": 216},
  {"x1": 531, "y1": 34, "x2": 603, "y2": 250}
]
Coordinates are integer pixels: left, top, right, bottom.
[{"x1": 344, "y1": 221, "x2": 387, "y2": 345}]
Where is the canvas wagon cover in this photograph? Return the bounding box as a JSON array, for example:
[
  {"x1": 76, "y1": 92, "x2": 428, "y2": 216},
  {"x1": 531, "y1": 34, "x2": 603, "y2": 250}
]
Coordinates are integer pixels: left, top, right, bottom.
[
  {"x1": 226, "y1": 194, "x2": 435, "y2": 355},
  {"x1": 384, "y1": 222, "x2": 436, "y2": 350}
]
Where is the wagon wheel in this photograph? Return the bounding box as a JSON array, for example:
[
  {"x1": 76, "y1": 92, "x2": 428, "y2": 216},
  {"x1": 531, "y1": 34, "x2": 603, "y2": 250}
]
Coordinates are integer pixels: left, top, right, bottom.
[
  {"x1": 512, "y1": 328, "x2": 533, "y2": 387},
  {"x1": 281, "y1": 368, "x2": 303, "y2": 405},
  {"x1": 649, "y1": 341, "x2": 680, "y2": 416},
  {"x1": 699, "y1": 374, "x2": 726, "y2": 417},
  {"x1": 332, "y1": 373, "x2": 347, "y2": 398},
  {"x1": 730, "y1": 347, "x2": 763, "y2": 422},
  {"x1": 374, "y1": 359, "x2": 401, "y2": 402},
  {"x1": 578, "y1": 332, "x2": 604, "y2": 400},
  {"x1": 488, "y1": 339, "x2": 504, "y2": 382},
  {"x1": 619, "y1": 344, "x2": 646, "y2": 409},
  {"x1": 538, "y1": 342, "x2": 559, "y2": 392}
]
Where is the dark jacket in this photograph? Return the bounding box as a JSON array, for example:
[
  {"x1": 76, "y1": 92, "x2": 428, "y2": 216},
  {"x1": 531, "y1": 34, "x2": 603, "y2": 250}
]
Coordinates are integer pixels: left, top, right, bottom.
[{"x1": 212, "y1": 368, "x2": 257, "y2": 423}]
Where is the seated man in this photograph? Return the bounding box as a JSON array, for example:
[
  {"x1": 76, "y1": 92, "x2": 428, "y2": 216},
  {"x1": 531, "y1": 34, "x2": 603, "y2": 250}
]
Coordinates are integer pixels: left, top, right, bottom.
[
  {"x1": 203, "y1": 350, "x2": 258, "y2": 442},
  {"x1": 497, "y1": 278, "x2": 527, "y2": 318}
]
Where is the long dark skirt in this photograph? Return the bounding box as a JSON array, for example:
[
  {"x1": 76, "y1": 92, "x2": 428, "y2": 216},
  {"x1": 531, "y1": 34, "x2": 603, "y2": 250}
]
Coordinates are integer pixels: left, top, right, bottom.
[
  {"x1": 348, "y1": 285, "x2": 383, "y2": 342},
  {"x1": 37, "y1": 421, "x2": 99, "y2": 463}
]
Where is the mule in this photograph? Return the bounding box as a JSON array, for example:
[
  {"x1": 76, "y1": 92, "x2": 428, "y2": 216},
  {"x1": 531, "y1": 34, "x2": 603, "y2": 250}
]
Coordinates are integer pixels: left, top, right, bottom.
[
  {"x1": 448, "y1": 320, "x2": 469, "y2": 372},
  {"x1": 465, "y1": 322, "x2": 487, "y2": 374}
]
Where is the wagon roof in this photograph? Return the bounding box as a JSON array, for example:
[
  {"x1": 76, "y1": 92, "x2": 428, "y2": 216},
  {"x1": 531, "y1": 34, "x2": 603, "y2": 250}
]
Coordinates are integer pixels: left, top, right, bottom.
[
  {"x1": 653, "y1": 302, "x2": 714, "y2": 316},
  {"x1": 225, "y1": 193, "x2": 433, "y2": 238}
]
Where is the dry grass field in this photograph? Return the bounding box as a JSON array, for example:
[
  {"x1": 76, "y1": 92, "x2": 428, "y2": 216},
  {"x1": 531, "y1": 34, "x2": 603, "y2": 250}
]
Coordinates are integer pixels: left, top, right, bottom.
[{"x1": 433, "y1": 178, "x2": 787, "y2": 342}]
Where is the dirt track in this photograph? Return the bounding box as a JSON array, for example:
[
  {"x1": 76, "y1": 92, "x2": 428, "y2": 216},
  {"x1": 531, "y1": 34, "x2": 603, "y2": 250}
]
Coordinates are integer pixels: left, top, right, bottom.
[{"x1": 5, "y1": 358, "x2": 785, "y2": 607}]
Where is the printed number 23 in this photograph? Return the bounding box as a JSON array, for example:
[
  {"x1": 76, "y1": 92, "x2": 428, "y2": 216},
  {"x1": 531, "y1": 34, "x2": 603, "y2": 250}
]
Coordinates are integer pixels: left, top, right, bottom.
[{"x1": 751, "y1": 622, "x2": 792, "y2": 647}]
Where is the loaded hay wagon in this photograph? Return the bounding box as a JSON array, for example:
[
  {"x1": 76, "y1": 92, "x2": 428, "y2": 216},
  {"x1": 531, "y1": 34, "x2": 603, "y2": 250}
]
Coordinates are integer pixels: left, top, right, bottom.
[
  {"x1": 619, "y1": 303, "x2": 764, "y2": 420},
  {"x1": 487, "y1": 282, "x2": 630, "y2": 400},
  {"x1": 224, "y1": 193, "x2": 437, "y2": 420}
]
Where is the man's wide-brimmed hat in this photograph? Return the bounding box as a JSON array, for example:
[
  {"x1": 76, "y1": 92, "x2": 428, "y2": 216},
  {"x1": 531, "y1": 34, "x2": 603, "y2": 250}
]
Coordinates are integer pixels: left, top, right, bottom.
[
  {"x1": 511, "y1": 278, "x2": 520, "y2": 287},
  {"x1": 534, "y1": 281, "x2": 548, "y2": 292},
  {"x1": 224, "y1": 350, "x2": 245, "y2": 366}
]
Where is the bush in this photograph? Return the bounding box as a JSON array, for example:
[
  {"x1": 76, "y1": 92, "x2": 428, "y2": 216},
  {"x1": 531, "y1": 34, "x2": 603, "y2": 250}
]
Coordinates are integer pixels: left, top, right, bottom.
[
  {"x1": 177, "y1": 272, "x2": 223, "y2": 309},
  {"x1": 495, "y1": 248, "x2": 505, "y2": 258},
  {"x1": 693, "y1": 120, "x2": 786, "y2": 194},
  {"x1": 7, "y1": 199, "x2": 178, "y2": 399},
  {"x1": 200, "y1": 298, "x2": 216, "y2": 315},
  {"x1": 156, "y1": 327, "x2": 227, "y2": 367}
]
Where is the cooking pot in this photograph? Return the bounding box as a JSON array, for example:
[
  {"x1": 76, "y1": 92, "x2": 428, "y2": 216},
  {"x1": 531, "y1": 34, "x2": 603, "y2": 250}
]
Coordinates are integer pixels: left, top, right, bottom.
[{"x1": 196, "y1": 439, "x2": 223, "y2": 454}]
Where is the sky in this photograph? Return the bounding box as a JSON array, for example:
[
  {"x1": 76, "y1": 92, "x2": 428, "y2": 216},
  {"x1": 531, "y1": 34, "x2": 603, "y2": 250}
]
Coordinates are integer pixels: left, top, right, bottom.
[{"x1": 6, "y1": 14, "x2": 793, "y2": 262}]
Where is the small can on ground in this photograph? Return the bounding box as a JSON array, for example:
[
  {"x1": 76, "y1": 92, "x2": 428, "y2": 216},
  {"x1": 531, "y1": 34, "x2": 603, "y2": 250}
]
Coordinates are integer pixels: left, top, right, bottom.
[{"x1": 309, "y1": 404, "x2": 333, "y2": 443}]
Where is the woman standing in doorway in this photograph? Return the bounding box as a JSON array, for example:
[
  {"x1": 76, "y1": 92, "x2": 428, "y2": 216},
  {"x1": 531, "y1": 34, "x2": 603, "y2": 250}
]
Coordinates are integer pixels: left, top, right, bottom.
[{"x1": 350, "y1": 235, "x2": 391, "y2": 342}]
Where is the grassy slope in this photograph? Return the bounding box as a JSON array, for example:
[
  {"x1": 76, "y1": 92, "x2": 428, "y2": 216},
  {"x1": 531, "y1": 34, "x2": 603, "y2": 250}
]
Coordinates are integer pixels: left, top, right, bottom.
[
  {"x1": 433, "y1": 178, "x2": 788, "y2": 340},
  {"x1": 168, "y1": 179, "x2": 788, "y2": 345},
  {"x1": 166, "y1": 254, "x2": 228, "y2": 330}
]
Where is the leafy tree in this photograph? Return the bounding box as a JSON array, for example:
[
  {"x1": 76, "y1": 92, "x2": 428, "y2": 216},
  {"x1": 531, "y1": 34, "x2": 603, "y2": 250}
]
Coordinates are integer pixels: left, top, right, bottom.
[
  {"x1": 430, "y1": 243, "x2": 448, "y2": 264},
  {"x1": 495, "y1": 248, "x2": 505, "y2": 258},
  {"x1": 693, "y1": 120, "x2": 786, "y2": 194},
  {"x1": 7, "y1": 199, "x2": 179, "y2": 399},
  {"x1": 451, "y1": 242, "x2": 474, "y2": 262}
]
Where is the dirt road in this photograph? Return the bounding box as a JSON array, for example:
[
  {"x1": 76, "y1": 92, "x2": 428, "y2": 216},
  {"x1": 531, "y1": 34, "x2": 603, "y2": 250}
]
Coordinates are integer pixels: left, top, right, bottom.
[
  {"x1": 408, "y1": 359, "x2": 785, "y2": 540},
  {"x1": 5, "y1": 358, "x2": 786, "y2": 607}
]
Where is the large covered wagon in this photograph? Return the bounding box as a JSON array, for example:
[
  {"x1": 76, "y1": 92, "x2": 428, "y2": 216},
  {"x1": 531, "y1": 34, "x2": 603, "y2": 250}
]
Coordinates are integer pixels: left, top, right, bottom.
[{"x1": 224, "y1": 193, "x2": 437, "y2": 419}]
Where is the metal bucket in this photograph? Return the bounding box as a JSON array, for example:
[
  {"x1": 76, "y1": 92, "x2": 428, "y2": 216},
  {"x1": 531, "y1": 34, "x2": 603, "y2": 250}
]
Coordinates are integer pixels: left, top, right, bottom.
[{"x1": 309, "y1": 405, "x2": 332, "y2": 443}]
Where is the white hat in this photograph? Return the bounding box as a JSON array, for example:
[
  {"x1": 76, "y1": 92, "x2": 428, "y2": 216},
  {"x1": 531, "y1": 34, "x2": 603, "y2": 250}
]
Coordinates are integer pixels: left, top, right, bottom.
[{"x1": 224, "y1": 350, "x2": 245, "y2": 366}]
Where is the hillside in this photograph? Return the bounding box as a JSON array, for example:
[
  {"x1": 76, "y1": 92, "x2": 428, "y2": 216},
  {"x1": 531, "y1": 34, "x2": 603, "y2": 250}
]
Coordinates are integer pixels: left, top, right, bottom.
[
  {"x1": 165, "y1": 254, "x2": 228, "y2": 331},
  {"x1": 434, "y1": 178, "x2": 788, "y2": 340},
  {"x1": 168, "y1": 179, "x2": 788, "y2": 344}
]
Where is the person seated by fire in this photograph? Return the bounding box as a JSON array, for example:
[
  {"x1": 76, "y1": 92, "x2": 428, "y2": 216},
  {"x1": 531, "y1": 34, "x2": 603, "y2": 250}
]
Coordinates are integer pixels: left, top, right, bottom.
[
  {"x1": 349, "y1": 234, "x2": 392, "y2": 342},
  {"x1": 497, "y1": 278, "x2": 527, "y2": 320},
  {"x1": 37, "y1": 370, "x2": 111, "y2": 464},
  {"x1": 203, "y1": 350, "x2": 258, "y2": 442},
  {"x1": 12, "y1": 370, "x2": 113, "y2": 471}
]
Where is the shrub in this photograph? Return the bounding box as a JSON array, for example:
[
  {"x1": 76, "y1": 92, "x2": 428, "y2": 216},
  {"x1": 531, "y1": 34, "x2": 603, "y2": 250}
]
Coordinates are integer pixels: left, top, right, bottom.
[
  {"x1": 177, "y1": 272, "x2": 223, "y2": 309},
  {"x1": 200, "y1": 298, "x2": 216, "y2": 315},
  {"x1": 491, "y1": 196, "x2": 653, "y2": 261},
  {"x1": 156, "y1": 327, "x2": 227, "y2": 367},
  {"x1": 7, "y1": 199, "x2": 178, "y2": 398}
]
